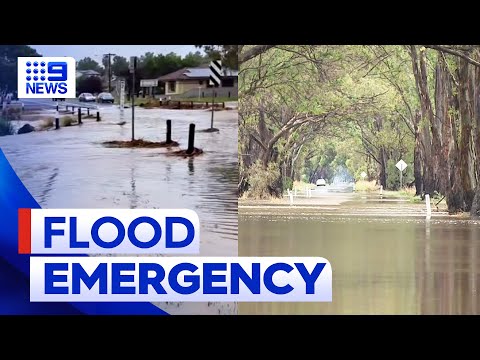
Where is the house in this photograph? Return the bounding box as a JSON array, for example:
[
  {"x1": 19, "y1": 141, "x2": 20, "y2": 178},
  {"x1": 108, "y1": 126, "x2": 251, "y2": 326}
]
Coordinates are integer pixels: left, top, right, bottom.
[
  {"x1": 156, "y1": 66, "x2": 238, "y2": 97},
  {"x1": 76, "y1": 69, "x2": 102, "y2": 78}
]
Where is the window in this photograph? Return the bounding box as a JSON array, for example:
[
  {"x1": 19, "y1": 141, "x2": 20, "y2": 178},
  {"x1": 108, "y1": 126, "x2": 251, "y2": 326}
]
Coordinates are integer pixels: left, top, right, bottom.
[
  {"x1": 199, "y1": 80, "x2": 203, "y2": 85},
  {"x1": 169, "y1": 81, "x2": 176, "y2": 93}
]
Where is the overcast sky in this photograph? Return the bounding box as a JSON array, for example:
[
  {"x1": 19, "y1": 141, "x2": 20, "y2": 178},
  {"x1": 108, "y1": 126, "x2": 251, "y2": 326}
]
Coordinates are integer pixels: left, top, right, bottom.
[{"x1": 30, "y1": 45, "x2": 200, "y2": 63}]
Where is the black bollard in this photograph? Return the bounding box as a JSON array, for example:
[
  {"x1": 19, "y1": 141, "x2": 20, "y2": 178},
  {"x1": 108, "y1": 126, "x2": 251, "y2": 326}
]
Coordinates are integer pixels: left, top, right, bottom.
[
  {"x1": 56, "y1": 104, "x2": 59, "y2": 112},
  {"x1": 78, "y1": 108, "x2": 82, "y2": 124},
  {"x1": 187, "y1": 123, "x2": 195, "y2": 154},
  {"x1": 87, "y1": 108, "x2": 90, "y2": 116},
  {"x1": 55, "y1": 117, "x2": 60, "y2": 130},
  {"x1": 66, "y1": 105, "x2": 69, "y2": 111},
  {"x1": 166, "y1": 119, "x2": 172, "y2": 143},
  {"x1": 96, "y1": 111, "x2": 100, "y2": 121}
]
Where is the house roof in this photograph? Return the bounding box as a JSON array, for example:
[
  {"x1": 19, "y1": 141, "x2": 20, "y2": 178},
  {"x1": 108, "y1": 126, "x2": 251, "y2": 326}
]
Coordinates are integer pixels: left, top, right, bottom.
[
  {"x1": 77, "y1": 69, "x2": 101, "y2": 76},
  {"x1": 157, "y1": 67, "x2": 238, "y2": 81}
]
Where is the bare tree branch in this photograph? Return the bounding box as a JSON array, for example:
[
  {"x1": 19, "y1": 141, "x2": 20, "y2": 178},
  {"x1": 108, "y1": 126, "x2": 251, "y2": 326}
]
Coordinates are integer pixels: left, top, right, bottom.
[
  {"x1": 424, "y1": 45, "x2": 480, "y2": 67},
  {"x1": 239, "y1": 45, "x2": 276, "y2": 64}
]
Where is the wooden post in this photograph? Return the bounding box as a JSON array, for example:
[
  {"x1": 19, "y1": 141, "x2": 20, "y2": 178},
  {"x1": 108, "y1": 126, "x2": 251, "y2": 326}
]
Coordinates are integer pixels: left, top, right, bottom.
[
  {"x1": 55, "y1": 117, "x2": 60, "y2": 130},
  {"x1": 187, "y1": 123, "x2": 195, "y2": 154},
  {"x1": 166, "y1": 119, "x2": 172, "y2": 143},
  {"x1": 78, "y1": 108, "x2": 82, "y2": 124},
  {"x1": 96, "y1": 111, "x2": 100, "y2": 122}
]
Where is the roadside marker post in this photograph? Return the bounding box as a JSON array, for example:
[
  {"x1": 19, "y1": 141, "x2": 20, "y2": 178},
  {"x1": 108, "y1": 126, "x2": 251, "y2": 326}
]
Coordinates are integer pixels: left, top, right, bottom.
[{"x1": 209, "y1": 60, "x2": 222, "y2": 130}]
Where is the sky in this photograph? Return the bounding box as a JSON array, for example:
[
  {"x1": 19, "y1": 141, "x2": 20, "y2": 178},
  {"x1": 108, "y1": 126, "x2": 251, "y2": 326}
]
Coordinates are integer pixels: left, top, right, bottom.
[{"x1": 30, "y1": 45, "x2": 200, "y2": 63}]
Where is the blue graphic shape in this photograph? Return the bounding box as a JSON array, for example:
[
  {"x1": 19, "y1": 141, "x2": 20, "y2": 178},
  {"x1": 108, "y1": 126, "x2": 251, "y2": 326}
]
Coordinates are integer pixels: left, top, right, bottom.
[
  {"x1": 26, "y1": 69, "x2": 31, "y2": 74},
  {"x1": 41, "y1": 61, "x2": 46, "y2": 67},
  {"x1": 26, "y1": 76, "x2": 31, "y2": 81},
  {"x1": 26, "y1": 62, "x2": 31, "y2": 67},
  {"x1": 33, "y1": 61, "x2": 38, "y2": 67},
  {"x1": 40, "y1": 69, "x2": 45, "y2": 74},
  {"x1": 40, "y1": 76, "x2": 45, "y2": 81},
  {"x1": 33, "y1": 76, "x2": 38, "y2": 81},
  {"x1": 0, "y1": 149, "x2": 168, "y2": 315}
]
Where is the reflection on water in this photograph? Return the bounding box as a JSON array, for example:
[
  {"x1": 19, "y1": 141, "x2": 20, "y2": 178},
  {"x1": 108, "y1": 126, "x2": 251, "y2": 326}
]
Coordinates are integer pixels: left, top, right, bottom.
[{"x1": 239, "y1": 208, "x2": 480, "y2": 314}]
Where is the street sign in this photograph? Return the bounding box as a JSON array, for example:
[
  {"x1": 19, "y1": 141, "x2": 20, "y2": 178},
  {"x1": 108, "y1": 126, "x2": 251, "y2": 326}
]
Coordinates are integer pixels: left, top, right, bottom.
[
  {"x1": 129, "y1": 56, "x2": 137, "y2": 74},
  {"x1": 360, "y1": 171, "x2": 367, "y2": 179},
  {"x1": 396, "y1": 159, "x2": 407, "y2": 172},
  {"x1": 140, "y1": 79, "x2": 158, "y2": 87},
  {"x1": 209, "y1": 60, "x2": 222, "y2": 86},
  {"x1": 396, "y1": 159, "x2": 408, "y2": 188}
]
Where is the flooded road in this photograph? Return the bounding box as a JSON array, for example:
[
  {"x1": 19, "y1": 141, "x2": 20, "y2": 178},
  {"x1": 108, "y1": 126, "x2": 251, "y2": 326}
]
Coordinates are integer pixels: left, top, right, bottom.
[
  {"x1": 0, "y1": 105, "x2": 238, "y2": 315},
  {"x1": 239, "y1": 195, "x2": 480, "y2": 314}
]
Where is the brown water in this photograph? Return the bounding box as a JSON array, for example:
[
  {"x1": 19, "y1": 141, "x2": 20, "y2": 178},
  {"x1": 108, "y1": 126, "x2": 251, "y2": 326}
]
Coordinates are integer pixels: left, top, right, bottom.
[{"x1": 239, "y1": 197, "x2": 480, "y2": 315}]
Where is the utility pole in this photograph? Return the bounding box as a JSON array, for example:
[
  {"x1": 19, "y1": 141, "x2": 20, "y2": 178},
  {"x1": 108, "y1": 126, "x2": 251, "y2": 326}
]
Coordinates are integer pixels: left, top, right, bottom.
[{"x1": 103, "y1": 53, "x2": 116, "y2": 92}]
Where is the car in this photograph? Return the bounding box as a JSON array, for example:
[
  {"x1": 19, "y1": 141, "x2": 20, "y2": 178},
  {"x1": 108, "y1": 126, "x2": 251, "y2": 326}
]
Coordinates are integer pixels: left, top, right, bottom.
[
  {"x1": 97, "y1": 92, "x2": 115, "y2": 103},
  {"x1": 316, "y1": 178, "x2": 327, "y2": 186},
  {"x1": 78, "y1": 93, "x2": 96, "y2": 102}
]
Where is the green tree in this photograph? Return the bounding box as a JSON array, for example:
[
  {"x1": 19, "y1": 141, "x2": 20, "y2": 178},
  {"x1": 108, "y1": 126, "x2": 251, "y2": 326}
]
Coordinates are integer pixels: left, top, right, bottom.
[
  {"x1": 77, "y1": 76, "x2": 103, "y2": 94},
  {"x1": 182, "y1": 51, "x2": 208, "y2": 67},
  {"x1": 77, "y1": 57, "x2": 103, "y2": 73},
  {"x1": 0, "y1": 45, "x2": 41, "y2": 93},
  {"x1": 196, "y1": 45, "x2": 238, "y2": 69},
  {"x1": 111, "y1": 56, "x2": 129, "y2": 77}
]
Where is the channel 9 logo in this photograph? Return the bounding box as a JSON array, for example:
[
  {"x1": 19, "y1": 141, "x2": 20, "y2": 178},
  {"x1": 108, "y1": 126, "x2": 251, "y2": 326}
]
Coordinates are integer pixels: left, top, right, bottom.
[{"x1": 17, "y1": 57, "x2": 76, "y2": 98}]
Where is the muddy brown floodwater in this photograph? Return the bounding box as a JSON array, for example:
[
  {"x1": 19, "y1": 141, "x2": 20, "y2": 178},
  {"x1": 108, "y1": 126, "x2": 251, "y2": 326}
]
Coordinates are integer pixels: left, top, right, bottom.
[
  {"x1": 239, "y1": 193, "x2": 480, "y2": 315},
  {"x1": 0, "y1": 104, "x2": 238, "y2": 315}
]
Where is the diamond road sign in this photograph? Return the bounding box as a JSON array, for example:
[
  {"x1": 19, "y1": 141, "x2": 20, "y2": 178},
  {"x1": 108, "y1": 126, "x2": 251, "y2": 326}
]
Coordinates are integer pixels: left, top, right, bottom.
[
  {"x1": 360, "y1": 171, "x2": 367, "y2": 179},
  {"x1": 396, "y1": 160, "x2": 407, "y2": 172}
]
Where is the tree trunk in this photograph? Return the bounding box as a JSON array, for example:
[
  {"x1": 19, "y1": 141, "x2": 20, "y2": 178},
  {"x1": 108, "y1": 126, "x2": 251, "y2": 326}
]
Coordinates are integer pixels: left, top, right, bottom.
[
  {"x1": 457, "y1": 58, "x2": 475, "y2": 211},
  {"x1": 434, "y1": 57, "x2": 450, "y2": 195},
  {"x1": 378, "y1": 147, "x2": 387, "y2": 189},
  {"x1": 470, "y1": 50, "x2": 480, "y2": 217},
  {"x1": 410, "y1": 46, "x2": 436, "y2": 195}
]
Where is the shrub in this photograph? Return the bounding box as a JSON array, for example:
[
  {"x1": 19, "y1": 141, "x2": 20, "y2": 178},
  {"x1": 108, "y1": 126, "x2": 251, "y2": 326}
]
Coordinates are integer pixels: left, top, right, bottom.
[
  {"x1": 0, "y1": 116, "x2": 14, "y2": 136},
  {"x1": 61, "y1": 116, "x2": 75, "y2": 127},
  {"x1": 38, "y1": 117, "x2": 54, "y2": 130},
  {"x1": 244, "y1": 160, "x2": 281, "y2": 199},
  {"x1": 283, "y1": 177, "x2": 293, "y2": 192},
  {"x1": 2, "y1": 106, "x2": 22, "y2": 120},
  {"x1": 355, "y1": 180, "x2": 378, "y2": 192}
]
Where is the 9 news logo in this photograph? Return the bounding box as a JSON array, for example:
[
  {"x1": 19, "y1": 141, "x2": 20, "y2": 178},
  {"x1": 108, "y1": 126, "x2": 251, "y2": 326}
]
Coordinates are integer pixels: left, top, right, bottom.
[{"x1": 17, "y1": 57, "x2": 76, "y2": 98}]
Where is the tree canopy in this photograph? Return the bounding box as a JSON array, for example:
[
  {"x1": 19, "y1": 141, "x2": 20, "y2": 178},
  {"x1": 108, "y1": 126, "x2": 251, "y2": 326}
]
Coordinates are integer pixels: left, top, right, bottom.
[
  {"x1": 239, "y1": 45, "x2": 480, "y2": 217},
  {"x1": 0, "y1": 45, "x2": 41, "y2": 93}
]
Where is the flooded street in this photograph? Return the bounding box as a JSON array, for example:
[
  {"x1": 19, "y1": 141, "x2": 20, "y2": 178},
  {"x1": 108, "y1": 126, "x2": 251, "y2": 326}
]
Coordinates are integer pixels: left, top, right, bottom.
[
  {"x1": 239, "y1": 194, "x2": 480, "y2": 314},
  {"x1": 0, "y1": 104, "x2": 238, "y2": 315}
]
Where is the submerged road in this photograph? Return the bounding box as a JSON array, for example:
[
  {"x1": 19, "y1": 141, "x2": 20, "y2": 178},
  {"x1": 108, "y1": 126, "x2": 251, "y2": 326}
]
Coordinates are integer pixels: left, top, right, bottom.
[{"x1": 18, "y1": 98, "x2": 115, "y2": 111}]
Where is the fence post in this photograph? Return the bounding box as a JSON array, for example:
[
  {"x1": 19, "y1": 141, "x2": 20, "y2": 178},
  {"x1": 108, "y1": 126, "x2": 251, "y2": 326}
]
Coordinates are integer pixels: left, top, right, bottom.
[
  {"x1": 78, "y1": 108, "x2": 82, "y2": 124},
  {"x1": 96, "y1": 111, "x2": 100, "y2": 121},
  {"x1": 55, "y1": 117, "x2": 60, "y2": 130},
  {"x1": 186, "y1": 123, "x2": 195, "y2": 154},
  {"x1": 166, "y1": 119, "x2": 172, "y2": 143}
]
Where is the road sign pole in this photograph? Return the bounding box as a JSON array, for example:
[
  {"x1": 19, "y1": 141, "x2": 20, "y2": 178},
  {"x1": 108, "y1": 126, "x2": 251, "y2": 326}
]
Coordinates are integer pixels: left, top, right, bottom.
[
  {"x1": 400, "y1": 170, "x2": 403, "y2": 189},
  {"x1": 208, "y1": 60, "x2": 222, "y2": 130},
  {"x1": 211, "y1": 90, "x2": 215, "y2": 129}
]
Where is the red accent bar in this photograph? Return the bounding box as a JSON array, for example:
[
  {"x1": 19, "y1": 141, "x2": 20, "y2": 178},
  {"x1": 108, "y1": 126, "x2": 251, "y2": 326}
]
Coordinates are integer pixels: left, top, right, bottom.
[{"x1": 18, "y1": 208, "x2": 31, "y2": 254}]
